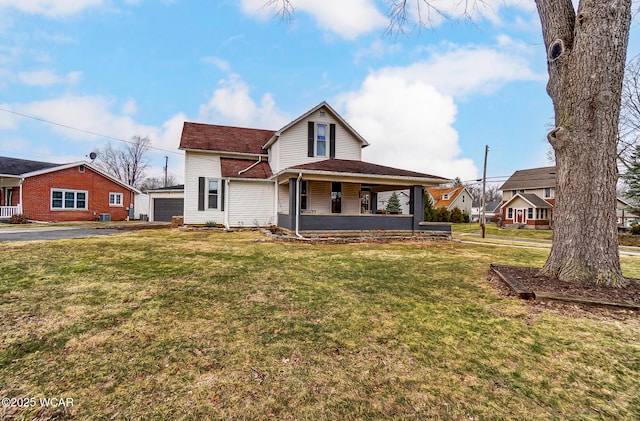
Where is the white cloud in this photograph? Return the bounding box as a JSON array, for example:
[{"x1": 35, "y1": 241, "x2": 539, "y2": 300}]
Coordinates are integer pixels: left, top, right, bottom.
[
  {"x1": 386, "y1": 40, "x2": 544, "y2": 98},
  {"x1": 121, "y1": 98, "x2": 138, "y2": 116},
  {"x1": 198, "y1": 73, "x2": 291, "y2": 129},
  {"x1": 0, "y1": 103, "x2": 18, "y2": 130},
  {"x1": 18, "y1": 70, "x2": 82, "y2": 86},
  {"x1": 354, "y1": 39, "x2": 402, "y2": 64},
  {"x1": 240, "y1": 0, "x2": 387, "y2": 39},
  {"x1": 339, "y1": 74, "x2": 476, "y2": 181},
  {"x1": 335, "y1": 38, "x2": 544, "y2": 180},
  {"x1": 202, "y1": 56, "x2": 232, "y2": 73},
  {"x1": 242, "y1": 0, "x2": 538, "y2": 38},
  {"x1": 0, "y1": 0, "x2": 105, "y2": 17},
  {"x1": 13, "y1": 95, "x2": 157, "y2": 143}
]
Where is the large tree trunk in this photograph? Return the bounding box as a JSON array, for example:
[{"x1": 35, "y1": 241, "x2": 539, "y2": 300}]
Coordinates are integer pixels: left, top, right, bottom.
[{"x1": 536, "y1": 0, "x2": 631, "y2": 287}]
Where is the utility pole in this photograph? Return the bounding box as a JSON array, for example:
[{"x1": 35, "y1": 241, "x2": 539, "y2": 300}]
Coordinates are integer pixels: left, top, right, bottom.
[
  {"x1": 481, "y1": 145, "x2": 489, "y2": 239},
  {"x1": 164, "y1": 156, "x2": 168, "y2": 188}
]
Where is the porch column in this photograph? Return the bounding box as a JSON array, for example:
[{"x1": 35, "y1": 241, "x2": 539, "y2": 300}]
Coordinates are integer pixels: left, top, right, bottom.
[
  {"x1": 287, "y1": 178, "x2": 297, "y2": 230},
  {"x1": 409, "y1": 185, "x2": 424, "y2": 231}
]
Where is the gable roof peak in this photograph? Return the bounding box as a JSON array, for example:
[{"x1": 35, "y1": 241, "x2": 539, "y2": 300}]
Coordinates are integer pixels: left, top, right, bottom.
[{"x1": 263, "y1": 101, "x2": 370, "y2": 149}]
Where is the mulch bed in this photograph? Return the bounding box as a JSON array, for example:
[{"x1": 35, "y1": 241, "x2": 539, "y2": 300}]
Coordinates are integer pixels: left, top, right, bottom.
[{"x1": 490, "y1": 265, "x2": 640, "y2": 312}]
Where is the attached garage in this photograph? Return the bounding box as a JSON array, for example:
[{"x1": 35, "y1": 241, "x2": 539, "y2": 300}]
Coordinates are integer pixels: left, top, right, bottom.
[{"x1": 147, "y1": 185, "x2": 184, "y2": 222}]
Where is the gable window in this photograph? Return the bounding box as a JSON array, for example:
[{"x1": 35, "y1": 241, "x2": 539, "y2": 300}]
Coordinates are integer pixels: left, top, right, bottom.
[
  {"x1": 331, "y1": 182, "x2": 342, "y2": 213},
  {"x1": 300, "y1": 181, "x2": 308, "y2": 210},
  {"x1": 544, "y1": 187, "x2": 552, "y2": 198},
  {"x1": 308, "y1": 122, "x2": 336, "y2": 158},
  {"x1": 442, "y1": 193, "x2": 450, "y2": 200},
  {"x1": 208, "y1": 180, "x2": 219, "y2": 209},
  {"x1": 316, "y1": 124, "x2": 327, "y2": 156},
  {"x1": 109, "y1": 192, "x2": 123, "y2": 206},
  {"x1": 51, "y1": 189, "x2": 87, "y2": 210}
]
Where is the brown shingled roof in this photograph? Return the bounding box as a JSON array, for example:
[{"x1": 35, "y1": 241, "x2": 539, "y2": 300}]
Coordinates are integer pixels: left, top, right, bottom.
[
  {"x1": 220, "y1": 158, "x2": 273, "y2": 179},
  {"x1": 179, "y1": 122, "x2": 275, "y2": 155},
  {"x1": 499, "y1": 166, "x2": 556, "y2": 191},
  {"x1": 289, "y1": 159, "x2": 449, "y2": 180},
  {"x1": 427, "y1": 186, "x2": 465, "y2": 208}
]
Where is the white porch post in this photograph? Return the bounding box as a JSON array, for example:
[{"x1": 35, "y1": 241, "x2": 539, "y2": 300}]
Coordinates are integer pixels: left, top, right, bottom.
[{"x1": 19, "y1": 178, "x2": 23, "y2": 214}]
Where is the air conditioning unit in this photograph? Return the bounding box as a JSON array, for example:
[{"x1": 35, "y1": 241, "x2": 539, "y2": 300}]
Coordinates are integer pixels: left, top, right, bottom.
[{"x1": 98, "y1": 213, "x2": 111, "y2": 222}]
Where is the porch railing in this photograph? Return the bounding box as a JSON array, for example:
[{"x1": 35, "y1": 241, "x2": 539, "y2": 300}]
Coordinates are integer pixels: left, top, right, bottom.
[{"x1": 0, "y1": 206, "x2": 20, "y2": 219}]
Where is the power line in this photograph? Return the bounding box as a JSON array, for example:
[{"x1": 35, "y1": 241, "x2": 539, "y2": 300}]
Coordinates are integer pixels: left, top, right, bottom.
[{"x1": 0, "y1": 107, "x2": 183, "y2": 156}]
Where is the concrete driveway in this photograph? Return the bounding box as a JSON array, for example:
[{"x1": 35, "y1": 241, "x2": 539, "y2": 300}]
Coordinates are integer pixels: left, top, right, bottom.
[{"x1": 0, "y1": 226, "x2": 120, "y2": 242}]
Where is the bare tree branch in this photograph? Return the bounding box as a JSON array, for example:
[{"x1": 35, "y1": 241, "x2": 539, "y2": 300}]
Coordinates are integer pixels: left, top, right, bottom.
[{"x1": 95, "y1": 136, "x2": 152, "y2": 188}]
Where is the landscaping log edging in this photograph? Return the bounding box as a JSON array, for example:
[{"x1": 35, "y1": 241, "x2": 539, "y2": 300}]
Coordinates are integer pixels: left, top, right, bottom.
[{"x1": 489, "y1": 264, "x2": 640, "y2": 311}]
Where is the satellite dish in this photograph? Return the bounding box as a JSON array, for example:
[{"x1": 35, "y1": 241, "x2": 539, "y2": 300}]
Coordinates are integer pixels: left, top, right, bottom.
[{"x1": 89, "y1": 152, "x2": 97, "y2": 161}]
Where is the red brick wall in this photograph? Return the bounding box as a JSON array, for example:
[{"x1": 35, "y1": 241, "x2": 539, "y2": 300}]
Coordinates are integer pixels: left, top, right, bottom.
[{"x1": 21, "y1": 165, "x2": 134, "y2": 222}]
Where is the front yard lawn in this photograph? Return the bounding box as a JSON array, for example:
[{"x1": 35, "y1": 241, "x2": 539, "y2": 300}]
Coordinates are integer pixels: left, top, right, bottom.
[{"x1": 1, "y1": 230, "x2": 639, "y2": 419}]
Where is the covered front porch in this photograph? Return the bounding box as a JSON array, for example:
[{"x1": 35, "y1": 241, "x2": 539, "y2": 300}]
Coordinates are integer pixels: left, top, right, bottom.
[
  {"x1": 0, "y1": 176, "x2": 21, "y2": 221},
  {"x1": 273, "y1": 160, "x2": 452, "y2": 236}
]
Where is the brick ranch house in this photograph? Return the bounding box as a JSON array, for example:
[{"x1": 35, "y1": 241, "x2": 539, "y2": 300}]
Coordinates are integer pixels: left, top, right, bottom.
[{"x1": 0, "y1": 156, "x2": 140, "y2": 222}]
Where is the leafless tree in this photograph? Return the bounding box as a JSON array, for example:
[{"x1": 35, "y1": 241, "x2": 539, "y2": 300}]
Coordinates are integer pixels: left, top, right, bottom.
[
  {"x1": 96, "y1": 135, "x2": 151, "y2": 189},
  {"x1": 619, "y1": 54, "x2": 640, "y2": 170},
  {"x1": 139, "y1": 175, "x2": 180, "y2": 192}
]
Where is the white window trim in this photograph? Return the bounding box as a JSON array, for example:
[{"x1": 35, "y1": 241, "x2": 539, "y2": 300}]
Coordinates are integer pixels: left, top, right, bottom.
[
  {"x1": 207, "y1": 178, "x2": 220, "y2": 210},
  {"x1": 51, "y1": 188, "x2": 88, "y2": 211},
  {"x1": 316, "y1": 123, "x2": 328, "y2": 157},
  {"x1": 109, "y1": 192, "x2": 124, "y2": 207}
]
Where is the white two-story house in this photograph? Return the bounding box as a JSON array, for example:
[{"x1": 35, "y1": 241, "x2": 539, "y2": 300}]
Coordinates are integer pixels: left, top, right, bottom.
[{"x1": 179, "y1": 102, "x2": 451, "y2": 235}]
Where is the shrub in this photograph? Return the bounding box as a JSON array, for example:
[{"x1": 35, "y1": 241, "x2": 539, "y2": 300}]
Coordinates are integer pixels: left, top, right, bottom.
[
  {"x1": 204, "y1": 220, "x2": 217, "y2": 228},
  {"x1": 8, "y1": 213, "x2": 29, "y2": 224},
  {"x1": 434, "y1": 207, "x2": 451, "y2": 222},
  {"x1": 450, "y1": 207, "x2": 464, "y2": 223},
  {"x1": 630, "y1": 224, "x2": 640, "y2": 235}
]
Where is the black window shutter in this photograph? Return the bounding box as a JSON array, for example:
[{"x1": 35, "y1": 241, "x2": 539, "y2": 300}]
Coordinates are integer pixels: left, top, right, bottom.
[
  {"x1": 329, "y1": 124, "x2": 336, "y2": 158},
  {"x1": 198, "y1": 177, "x2": 205, "y2": 211},
  {"x1": 307, "y1": 121, "x2": 315, "y2": 157},
  {"x1": 220, "y1": 180, "x2": 225, "y2": 212}
]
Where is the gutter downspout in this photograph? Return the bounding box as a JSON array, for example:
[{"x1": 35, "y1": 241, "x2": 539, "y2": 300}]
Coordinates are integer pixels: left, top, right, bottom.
[
  {"x1": 295, "y1": 172, "x2": 303, "y2": 238},
  {"x1": 19, "y1": 177, "x2": 24, "y2": 215},
  {"x1": 237, "y1": 156, "x2": 262, "y2": 176},
  {"x1": 224, "y1": 179, "x2": 230, "y2": 230},
  {"x1": 274, "y1": 177, "x2": 278, "y2": 227}
]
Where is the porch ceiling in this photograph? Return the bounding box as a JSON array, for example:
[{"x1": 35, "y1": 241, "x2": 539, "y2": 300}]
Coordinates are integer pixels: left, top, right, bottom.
[{"x1": 0, "y1": 176, "x2": 21, "y2": 188}]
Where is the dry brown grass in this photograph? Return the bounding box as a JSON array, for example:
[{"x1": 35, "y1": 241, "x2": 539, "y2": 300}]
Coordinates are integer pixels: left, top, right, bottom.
[{"x1": 0, "y1": 229, "x2": 639, "y2": 419}]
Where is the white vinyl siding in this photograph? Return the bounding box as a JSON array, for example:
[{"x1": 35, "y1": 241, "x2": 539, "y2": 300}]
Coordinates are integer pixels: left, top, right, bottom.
[
  {"x1": 184, "y1": 152, "x2": 223, "y2": 224},
  {"x1": 342, "y1": 183, "x2": 360, "y2": 214},
  {"x1": 308, "y1": 181, "x2": 331, "y2": 214},
  {"x1": 228, "y1": 181, "x2": 275, "y2": 227},
  {"x1": 278, "y1": 183, "x2": 289, "y2": 213},
  {"x1": 270, "y1": 109, "x2": 363, "y2": 173}
]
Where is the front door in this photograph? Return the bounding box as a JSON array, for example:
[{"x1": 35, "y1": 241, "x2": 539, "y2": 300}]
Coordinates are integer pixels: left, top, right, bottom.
[
  {"x1": 516, "y1": 208, "x2": 524, "y2": 223},
  {"x1": 360, "y1": 191, "x2": 371, "y2": 214}
]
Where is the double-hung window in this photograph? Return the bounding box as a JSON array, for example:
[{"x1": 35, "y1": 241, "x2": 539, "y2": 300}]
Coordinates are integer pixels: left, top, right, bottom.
[
  {"x1": 208, "y1": 180, "x2": 219, "y2": 209},
  {"x1": 316, "y1": 124, "x2": 327, "y2": 157},
  {"x1": 109, "y1": 192, "x2": 123, "y2": 206},
  {"x1": 51, "y1": 189, "x2": 87, "y2": 210}
]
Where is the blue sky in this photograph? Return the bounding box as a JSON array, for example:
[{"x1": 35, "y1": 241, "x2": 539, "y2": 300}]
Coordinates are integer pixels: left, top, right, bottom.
[{"x1": 0, "y1": 0, "x2": 638, "y2": 185}]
